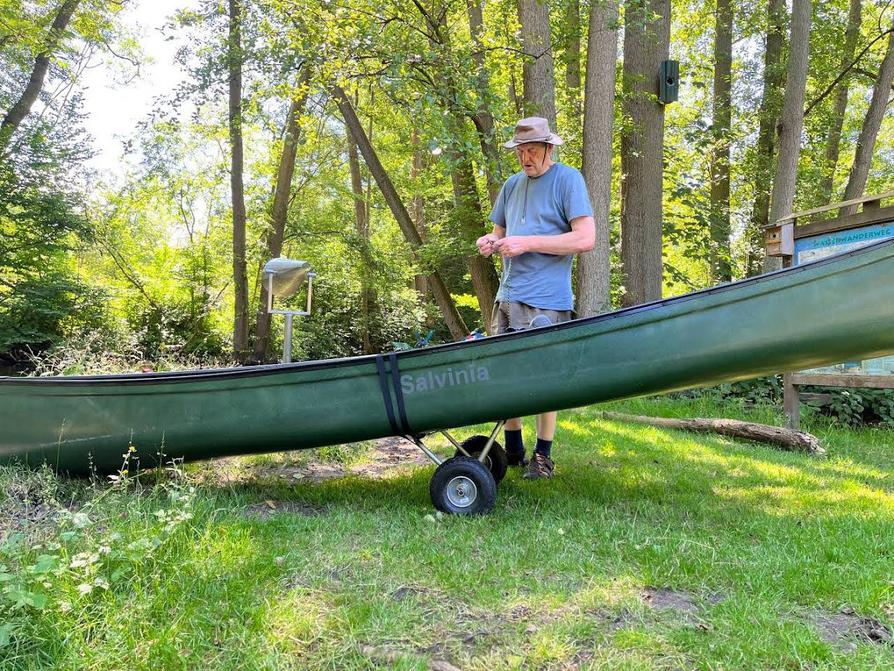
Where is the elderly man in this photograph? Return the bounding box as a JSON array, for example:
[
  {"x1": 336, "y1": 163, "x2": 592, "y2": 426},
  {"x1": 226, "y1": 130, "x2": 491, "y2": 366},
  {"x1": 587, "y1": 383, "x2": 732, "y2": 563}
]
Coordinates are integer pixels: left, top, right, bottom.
[{"x1": 477, "y1": 117, "x2": 595, "y2": 480}]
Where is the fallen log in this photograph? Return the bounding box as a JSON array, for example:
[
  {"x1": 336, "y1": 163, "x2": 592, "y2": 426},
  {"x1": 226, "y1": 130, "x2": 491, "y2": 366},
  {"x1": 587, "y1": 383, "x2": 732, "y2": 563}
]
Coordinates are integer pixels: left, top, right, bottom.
[{"x1": 600, "y1": 411, "x2": 825, "y2": 455}]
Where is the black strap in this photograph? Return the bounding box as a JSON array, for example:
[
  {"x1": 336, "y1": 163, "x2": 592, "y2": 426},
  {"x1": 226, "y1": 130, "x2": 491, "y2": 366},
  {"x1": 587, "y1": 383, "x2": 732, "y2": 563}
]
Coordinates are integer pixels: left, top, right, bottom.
[
  {"x1": 375, "y1": 354, "x2": 399, "y2": 435},
  {"x1": 389, "y1": 352, "x2": 414, "y2": 436}
]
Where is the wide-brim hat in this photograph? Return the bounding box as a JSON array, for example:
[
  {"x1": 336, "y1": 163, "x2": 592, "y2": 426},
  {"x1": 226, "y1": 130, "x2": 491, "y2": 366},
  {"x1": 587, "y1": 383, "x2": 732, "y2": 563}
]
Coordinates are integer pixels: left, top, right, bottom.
[{"x1": 503, "y1": 116, "x2": 564, "y2": 149}]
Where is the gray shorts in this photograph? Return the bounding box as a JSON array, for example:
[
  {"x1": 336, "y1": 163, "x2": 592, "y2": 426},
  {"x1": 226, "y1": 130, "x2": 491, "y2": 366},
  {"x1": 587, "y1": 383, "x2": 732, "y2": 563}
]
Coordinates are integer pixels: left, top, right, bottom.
[{"x1": 491, "y1": 301, "x2": 573, "y2": 335}]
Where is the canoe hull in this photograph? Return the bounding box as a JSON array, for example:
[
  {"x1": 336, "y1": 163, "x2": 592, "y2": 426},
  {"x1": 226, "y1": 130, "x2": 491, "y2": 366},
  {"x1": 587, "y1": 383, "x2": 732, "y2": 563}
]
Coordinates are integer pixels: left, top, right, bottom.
[{"x1": 3, "y1": 239, "x2": 894, "y2": 473}]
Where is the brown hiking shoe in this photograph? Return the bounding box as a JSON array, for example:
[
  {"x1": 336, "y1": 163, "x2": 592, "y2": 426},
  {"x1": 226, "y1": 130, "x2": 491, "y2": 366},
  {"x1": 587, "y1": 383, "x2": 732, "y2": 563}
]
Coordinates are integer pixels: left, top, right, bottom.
[{"x1": 522, "y1": 452, "x2": 554, "y2": 480}]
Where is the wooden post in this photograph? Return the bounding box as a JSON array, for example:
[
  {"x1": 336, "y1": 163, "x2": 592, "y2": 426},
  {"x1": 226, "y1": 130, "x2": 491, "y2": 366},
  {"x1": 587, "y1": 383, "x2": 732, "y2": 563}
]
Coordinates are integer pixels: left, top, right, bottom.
[
  {"x1": 783, "y1": 373, "x2": 800, "y2": 431},
  {"x1": 779, "y1": 254, "x2": 800, "y2": 429}
]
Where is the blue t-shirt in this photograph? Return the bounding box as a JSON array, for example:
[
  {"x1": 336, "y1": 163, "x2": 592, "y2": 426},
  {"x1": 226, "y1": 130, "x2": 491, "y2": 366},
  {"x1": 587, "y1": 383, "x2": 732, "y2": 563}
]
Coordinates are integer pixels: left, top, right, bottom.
[{"x1": 488, "y1": 162, "x2": 593, "y2": 310}]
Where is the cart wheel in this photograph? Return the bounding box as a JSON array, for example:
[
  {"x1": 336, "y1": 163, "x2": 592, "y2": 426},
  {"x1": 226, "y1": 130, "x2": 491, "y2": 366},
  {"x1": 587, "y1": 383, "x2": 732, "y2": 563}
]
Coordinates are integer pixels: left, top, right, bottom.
[
  {"x1": 455, "y1": 435, "x2": 508, "y2": 484},
  {"x1": 430, "y1": 457, "x2": 497, "y2": 515}
]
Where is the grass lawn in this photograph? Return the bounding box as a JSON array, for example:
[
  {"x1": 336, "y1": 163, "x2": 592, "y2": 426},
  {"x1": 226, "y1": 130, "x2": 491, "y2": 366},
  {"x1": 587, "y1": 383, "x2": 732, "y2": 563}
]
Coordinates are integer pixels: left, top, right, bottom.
[{"x1": 1, "y1": 395, "x2": 893, "y2": 670}]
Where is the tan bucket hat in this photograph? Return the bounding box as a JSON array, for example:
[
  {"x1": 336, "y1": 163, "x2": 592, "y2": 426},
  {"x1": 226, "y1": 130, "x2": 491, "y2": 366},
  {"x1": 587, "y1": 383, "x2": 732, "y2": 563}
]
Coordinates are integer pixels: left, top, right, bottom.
[{"x1": 503, "y1": 116, "x2": 564, "y2": 149}]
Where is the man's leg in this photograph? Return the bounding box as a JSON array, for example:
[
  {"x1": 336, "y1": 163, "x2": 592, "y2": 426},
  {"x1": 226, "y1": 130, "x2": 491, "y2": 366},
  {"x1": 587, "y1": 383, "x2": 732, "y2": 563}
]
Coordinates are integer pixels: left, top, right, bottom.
[
  {"x1": 524, "y1": 411, "x2": 557, "y2": 479},
  {"x1": 504, "y1": 417, "x2": 527, "y2": 465}
]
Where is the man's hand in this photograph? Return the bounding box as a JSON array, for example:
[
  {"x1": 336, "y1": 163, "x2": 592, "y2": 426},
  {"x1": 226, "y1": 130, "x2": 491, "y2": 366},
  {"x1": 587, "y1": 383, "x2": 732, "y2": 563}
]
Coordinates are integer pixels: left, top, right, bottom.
[
  {"x1": 493, "y1": 236, "x2": 529, "y2": 258},
  {"x1": 476, "y1": 233, "x2": 500, "y2": 257}
]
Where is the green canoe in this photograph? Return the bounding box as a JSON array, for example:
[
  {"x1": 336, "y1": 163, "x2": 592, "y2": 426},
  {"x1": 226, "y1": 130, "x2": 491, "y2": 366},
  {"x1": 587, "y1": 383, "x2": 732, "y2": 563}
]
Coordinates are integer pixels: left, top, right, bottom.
[{"x1": 2, "y1": 239, "x2": 894, "y2": 478}]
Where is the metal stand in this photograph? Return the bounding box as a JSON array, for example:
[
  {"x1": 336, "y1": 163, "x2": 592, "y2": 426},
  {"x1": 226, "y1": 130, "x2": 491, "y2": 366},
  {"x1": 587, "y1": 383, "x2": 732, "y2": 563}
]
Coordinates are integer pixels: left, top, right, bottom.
[{"x1": 268, "y1": 272, "x2": 315, "y2": 364}]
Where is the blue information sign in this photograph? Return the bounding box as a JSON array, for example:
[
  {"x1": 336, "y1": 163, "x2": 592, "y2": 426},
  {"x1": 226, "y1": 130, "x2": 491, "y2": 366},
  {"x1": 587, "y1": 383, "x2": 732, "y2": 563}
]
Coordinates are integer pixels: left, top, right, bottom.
[{"x1": 795, "y1": 220, "x2": 894, "y2": 376}]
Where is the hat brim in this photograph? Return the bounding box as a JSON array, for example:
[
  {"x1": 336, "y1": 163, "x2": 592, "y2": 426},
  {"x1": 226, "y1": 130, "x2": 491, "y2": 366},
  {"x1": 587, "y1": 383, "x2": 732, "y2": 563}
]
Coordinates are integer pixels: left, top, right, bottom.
[{"x1": 503, "y1": 134, "x2": 564, "y2": 149}]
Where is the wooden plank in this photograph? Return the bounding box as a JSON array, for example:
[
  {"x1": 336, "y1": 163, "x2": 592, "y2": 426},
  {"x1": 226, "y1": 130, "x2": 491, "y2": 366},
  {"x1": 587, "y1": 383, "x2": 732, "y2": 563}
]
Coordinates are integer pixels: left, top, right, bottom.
[
  {"x1": 793, "y1": 205, "x2": 894, "y2": 239},
  {"x1": 799, "y1": 392, "x2": 833, "y2": 405},
  {"x1": 789, "y1": 373, "x2": 894, "y2": 389},
  {"x1": 772, "y1": 189, "x2": 894, "y2": 225}
]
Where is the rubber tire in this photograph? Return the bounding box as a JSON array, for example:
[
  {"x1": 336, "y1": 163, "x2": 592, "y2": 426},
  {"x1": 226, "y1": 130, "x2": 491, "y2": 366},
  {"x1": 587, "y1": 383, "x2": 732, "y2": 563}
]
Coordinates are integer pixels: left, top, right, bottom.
[
  {"x1": 430, "y1": 456, "x2": 497, "y2": 515},
  {"x1": 455, "y1": 435, "x2": 508, "y2": 484}
]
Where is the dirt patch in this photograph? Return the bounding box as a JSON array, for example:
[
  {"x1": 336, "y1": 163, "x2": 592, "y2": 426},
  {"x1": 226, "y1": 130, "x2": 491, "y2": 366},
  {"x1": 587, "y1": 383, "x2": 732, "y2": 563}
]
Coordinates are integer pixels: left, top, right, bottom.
[
  {"x1": 203, "y1": 437, "x2": 430, "y2": 486},
  {"x1": 360, "y1": 644, "x2": 462, "y2": 671},
  {"x1": 242, "y1": 500, "x2": 326, "y2": 519},
  {"x1": 392, "y1": 584, "x2": 433, "y2": 602},
  {"x1": 642, "y1": 587, "x2": 702, "y2": 626},
  {"x1": 809, "y1": 608, "x2": 893, "y2": 651}
]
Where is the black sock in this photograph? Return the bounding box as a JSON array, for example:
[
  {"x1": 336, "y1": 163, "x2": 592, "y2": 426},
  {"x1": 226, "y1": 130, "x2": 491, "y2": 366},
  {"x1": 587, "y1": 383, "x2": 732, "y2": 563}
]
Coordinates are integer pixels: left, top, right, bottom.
[
  {"x1": 505, "y1": 429, "x2": 524, "y2": 457},
  {"x1": 534, "y1": 438, "x2": 552, "y2": 458}
]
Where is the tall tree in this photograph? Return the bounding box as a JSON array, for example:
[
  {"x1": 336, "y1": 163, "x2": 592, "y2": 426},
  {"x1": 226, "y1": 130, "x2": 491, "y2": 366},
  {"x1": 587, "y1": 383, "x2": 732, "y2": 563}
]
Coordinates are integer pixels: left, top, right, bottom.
[
  {"x1": 331, "y1": 85, "x2": 468, "y2": 340},
  {"x1": 577, "y1": 0, "x2": 619, "y2": 317},
  {"x1": 818, "y1": 0, "x2": 862, "y2": 203},
  {"x1": 564, "y1": 0, "x2": 582, "y2": 127},
  {"x1": 349, "y1": 113, "x2": 375, "y2": 355},
  {"x1": 709, "y1": 0, "x2": 733, "y2": 282},
  {"x1": 766, "y1": 0, "x2": 812, "y2": 272},
  {"x1": 518, "y1": 0, "x2": 557, "y2": 127},
  {"x1": 746, "y1": 0, "x2": 786, "y2": 275},
  {"x1": 0, "y1": 0, "x2": 81, "y2": 153},
  {"x1": 620, "y1": 0, "x2": 671, "y2": 306},
  {"x1": 466, "y1": 0, "x2": 504, "y2": 205},
  {"x1": 252, "y1": 77, "x2": 310, "y2": 362},
  {"x1": 228, "y1": 0, "x2": 249, "y2": 361},
  {"x1": 841, "y1": 22, "x2": 894, "y2": 214}
]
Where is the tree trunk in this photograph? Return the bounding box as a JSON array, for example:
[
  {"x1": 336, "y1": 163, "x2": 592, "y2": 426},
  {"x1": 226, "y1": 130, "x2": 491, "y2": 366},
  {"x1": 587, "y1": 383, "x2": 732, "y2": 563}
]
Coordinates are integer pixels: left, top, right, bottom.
[
  {"x1": 620, "y1": 0, "x2": 670, "y2": 306},
  {"x1": 564, "y1": 0, "x2": 582, "y2": 127},
  {"x1": 349, "y1": 117, "x2": 375, "y2": 355},
  {"x1": 518, "y1": 0, "x2": 557, "y2": 128},
  {"x1": 467, "y1": 0, "x2": 504, "y2": 205},
  {"x1": 709, "y1": 0, "x2": 733, "y2": 283},
  {"x1": 577, "y1": 0, "x2": 618, "y2": 317},
  {"x1": 601, "y1": 412, "x2": 825, "y2": 454},
  {"x1": 765, "y1": 0, "x2": 812, "y2": 273},
  {"x1": 746, "y1": 0, "x2": 786, "y2": 276},
  {"x1": 840, "y1": 23, "x2": 894, "y2": 215},
  {"x1": 331, "y1": 85, "x2": 468, "y2": 340},
  {"x1": 228, "y1": 0, "x2": 249, "y2": 362},
  {"x1": 411, "y1": 129, "x2": 428, "y2": 299},
  {"x1": 0, "y1": 0, "x2": 81, "y2": 152},
  {"x1": 818, "y1": 0, "x2": 862, "y2": 203},
  {"x1": 252, "y1": 79, "x2": 309, "y2": 362},
  {"x1": 447, "y1": 145, "x2": 499, "y2": 330}
]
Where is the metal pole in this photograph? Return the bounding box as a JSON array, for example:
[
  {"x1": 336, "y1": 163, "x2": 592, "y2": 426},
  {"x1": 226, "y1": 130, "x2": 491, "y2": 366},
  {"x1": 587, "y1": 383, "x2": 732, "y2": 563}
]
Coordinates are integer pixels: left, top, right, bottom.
[{"x1": 282, "y1": 313, "x2": 294, "y2": 363}]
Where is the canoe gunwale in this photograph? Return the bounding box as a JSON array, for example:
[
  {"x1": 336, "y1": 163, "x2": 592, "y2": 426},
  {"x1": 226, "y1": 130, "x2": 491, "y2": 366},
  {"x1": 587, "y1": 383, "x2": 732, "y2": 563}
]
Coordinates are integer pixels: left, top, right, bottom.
[{"x1": 2, "y1": 237, "x2": 892, "y2": 387}]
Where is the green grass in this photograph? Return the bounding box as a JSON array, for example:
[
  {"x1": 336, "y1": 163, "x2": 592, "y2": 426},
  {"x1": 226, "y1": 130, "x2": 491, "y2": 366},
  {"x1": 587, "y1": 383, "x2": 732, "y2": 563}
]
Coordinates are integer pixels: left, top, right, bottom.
[{"x1": 2, "y1": 396, "x2": 893, "y2": 670}]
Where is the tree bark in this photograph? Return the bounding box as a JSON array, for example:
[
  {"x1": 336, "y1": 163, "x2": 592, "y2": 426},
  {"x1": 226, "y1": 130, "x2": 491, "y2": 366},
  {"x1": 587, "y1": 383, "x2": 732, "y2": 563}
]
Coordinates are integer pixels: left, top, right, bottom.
[
  {"x1": 349, "y1": 117, "x2": 375, "y2": 355},
  {"x1": 564, "y1": 0, "x2": 582, "y2": 127},
  {"x1": 577, "y1": 0, "x2": 619, "y2": 317},
  {"x1": 765, "y1": 0, "x2": 812, "y2": 273},
  {"x1": 252, "y1": 79, "x2": 310, "y2": 362},
  {"x1": 228, "y1": 0, "x2": 249, "y2": 362},
  {"x1": 620, "y1": 0, "x2": 670, "y2": 306},
  {"x1": 0, "y1": 0, "x2": 81, "y2": 152},
  {"x1": 467, "y1": 0, "x2": 504, "y2": 205},
  {"x1": 840, "y1": 23, "x2": 894, "y2": 215},
  {"x1": 709, "y1": 0, "x2": 733, "y2": 283},
  {"x1": 601, "y1": 411, "x2": 825, "y2": 454},
  {"x1": 410, "y1": 128, "x2": 428, "y2": 298},
  {"x1": 518, "y1": 0, "x2": 557, "y2": 128},
  {"x1": 446, "y1": 145, "x2": 499, "y2": 330},
  {"x1": 331, "y1": 85, "x2": 468, "y2": 340},
  {"x1": 746, "y1": 0, "x2": 786, "y2": 276},
  {"x1": 818, "y1": 0, "x2": 862, "y2": 204}
]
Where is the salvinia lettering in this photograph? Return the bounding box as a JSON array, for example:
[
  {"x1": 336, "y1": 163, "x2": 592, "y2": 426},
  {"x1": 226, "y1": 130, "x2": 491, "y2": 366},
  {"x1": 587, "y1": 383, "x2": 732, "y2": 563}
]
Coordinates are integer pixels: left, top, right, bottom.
[{"x1": 400, "y1": 365, "x2": 491, "y2": 393}]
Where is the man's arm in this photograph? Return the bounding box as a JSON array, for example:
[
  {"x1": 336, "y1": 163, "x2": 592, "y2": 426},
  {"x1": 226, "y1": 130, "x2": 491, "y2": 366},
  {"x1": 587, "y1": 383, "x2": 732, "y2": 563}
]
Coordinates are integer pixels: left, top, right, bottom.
[
  {"x1": 492, "y1": 216, "x2": 595, "y2": 258},
  {"x1": 476, "y1": 225, "x2": 506, "y2": 257}
]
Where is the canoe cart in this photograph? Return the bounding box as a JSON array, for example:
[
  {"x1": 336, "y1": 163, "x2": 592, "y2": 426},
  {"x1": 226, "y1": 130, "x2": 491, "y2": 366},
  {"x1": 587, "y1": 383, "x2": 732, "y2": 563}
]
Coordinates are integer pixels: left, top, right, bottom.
[{"x1": 404, "y1": 421, "x2": 507, "y2": 516}]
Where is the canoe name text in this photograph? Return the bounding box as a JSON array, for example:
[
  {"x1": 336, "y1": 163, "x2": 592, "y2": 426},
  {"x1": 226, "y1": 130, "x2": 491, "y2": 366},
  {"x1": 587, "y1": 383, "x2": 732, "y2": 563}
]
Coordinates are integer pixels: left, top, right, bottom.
[{"x1": 401, "y1": 365, "x2": 491, "y2": 394}]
